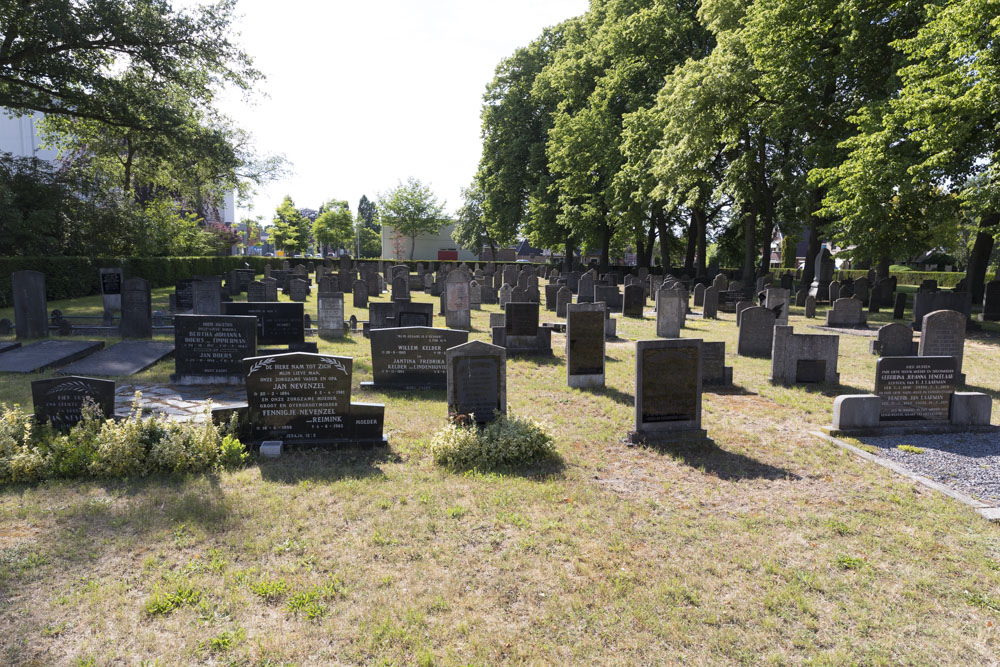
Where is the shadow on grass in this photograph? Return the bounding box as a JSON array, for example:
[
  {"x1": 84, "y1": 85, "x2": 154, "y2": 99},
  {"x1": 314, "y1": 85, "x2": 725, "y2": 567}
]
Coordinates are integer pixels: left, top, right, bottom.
[
  {"x1": 508, "y1": 353, "x2": 561, "y2": 366},
  {"x1": 963, "y1": 383, "x2": 1000, "y2": 401},
  {"x1": 446, "y1": 455, "x2": 567, "y2": 481},
  {"x1": 705, "y1": 384, "x2": 755, "y2": 396},
  {"x1": 258, "y1": 443, "x2": 400, "y2": 484},
  {"x1": 578, "y1": 384, "x2": 633, "y2": 406},
  {"x1": 642, "y1": 437, "x2": 800, "y2": 482}
]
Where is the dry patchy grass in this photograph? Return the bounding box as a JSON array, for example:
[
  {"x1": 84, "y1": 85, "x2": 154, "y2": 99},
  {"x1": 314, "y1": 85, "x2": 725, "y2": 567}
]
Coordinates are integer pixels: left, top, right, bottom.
[{"x1": 1, "y1": 284, "x2": 1000, "y2": 664}]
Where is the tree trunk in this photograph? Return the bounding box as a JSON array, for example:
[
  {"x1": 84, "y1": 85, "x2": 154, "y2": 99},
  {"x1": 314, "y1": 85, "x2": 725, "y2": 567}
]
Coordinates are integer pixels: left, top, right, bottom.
[
  {"x1": 684, "y1": 214, "x2": 697, "y2": 275},
  {"x1": 644, "y1": 223, "x2": 657, "y2": 269},
  {"x1": 409, "y1": 235, "x2": 416, "y2": 260},
  {"x1": 758, "y1": 193, "x2": 775, "y2": 277},
  {"x1": 877, "y1": 255, "x2": 890, "y2": 280},
  {"x1": 966, "y1": 211, "x2": 999, "y2": 303},
  {"x1": 655, "y1": 212, "x2": 670, "y2": 273},
  {"x1": 599, "y1": 223, "x2": 612, "y2": 272},
  {"x1": 694, "y1": 207, "x2": 707, "y2": 277},
  {"x1": 564, "y1": 234, "x2": 574, "y2": 272},
  {"x1": 801, "y1": 188, "x2": 825, "y2": 288},
  {"x1": 741, "y1": 209, "x2": 757, "y2": 290}
]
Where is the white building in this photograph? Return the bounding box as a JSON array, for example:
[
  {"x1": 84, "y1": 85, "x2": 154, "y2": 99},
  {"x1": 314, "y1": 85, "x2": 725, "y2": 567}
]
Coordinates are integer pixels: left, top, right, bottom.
[
  {"x1": 381, "y1": 222, "x2": 477, "y2": 261},
  {"x1": 0, "y1": 108, "x2": 236, "y2": 224}
]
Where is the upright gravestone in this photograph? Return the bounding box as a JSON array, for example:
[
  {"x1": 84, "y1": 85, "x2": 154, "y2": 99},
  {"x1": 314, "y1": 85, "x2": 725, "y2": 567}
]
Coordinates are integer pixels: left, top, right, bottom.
[
  {"x1": 702, "y1": 286, "x2": 719, "y2": 320},
  {"x1": 765, "y1": 288, "x2": 790, "y2": 326},
  {"x1": 120, "y1": 278, "x2": 152, "y2": 339},
  {"x1": 693, "y1": 283, "x2": 706, "y2": 307},
  {"x1": 566, "y1": 302, "x2": 605, "y2": 388},
  {"x1": 918, "y1": 309, "x2": 966, "y2": 380},
  {"x1": 868, "y1": 288, "x2": 882, "y2": 314},
  {"x1": 556, "y1": 286, "x2": 572, "y2": 318},
  {"x1": 12, "y1": 270, "x2": 47, "y2": 340},
  {"x1": 244, "y1": 352, "x2": 383, "y2": 444},
  {"x1": 853, "y1": 277, "x2": 870, "y2": 306},
  {"x1": 447, "y1": 340, "x2": 506, "y2": 424},
  {"x1": 172, "y1": 314, "x2": 256, "y2": 384},
  {"x1": 99, "y1": 268, "x2": 123, "y2": 313},
  {"x1": 828, "y1": 281, "x2": 842, "y2": 302},
  {"x1": 912, "y1": 291, "x2": 971, "y2": 331},
  {"x1": 701, "y1": 341, "x2": 733, "y2": 386},
  {"x1": 825, "y1": 298, "x2": 867, "y2": 328},
  {"x1": 392, "y1": 275, "x2": 410, "y2": 301},
  {"x1": 353, "y1": 279, "x2": 369, "y2": 308},
  {"x1": 982, "y1": 281, "x2": 1000, "y2": 321},
  {"x1": 738, "y1": 306, "x2": 777, "y2": 358},
  {"x1": 221, "y1": 302, "x2": 305, "y2": 345},
  {"x1": 875, "y1": 356, "x2": 957, "y2": 423},
  {"x1": 870, "y1": 322, "x2": 915, "y2": 357},
  {"x1": 445, "y1": 272, "x2": 471, "y2": 329},
  {"x1": 317, "y1": 292, "x2": 345, "y2": 339},
  {"x1": 247, "y1": 281, "x2": 266, "y2": 302},
  {"x1": 577, "y1": 273, "x2": 595, "y2": 303},
  {"x1": 31, "y1": 376, "x2": 115, "y2": 428},
  {"x1": 804, "y1": 294, "x2": 816, "y2": 318},
  {"x1": 633, "y1": 339, "x2": 704, "y2": 440},
  {"x1": 499, "y1": 284, "x2": 513, "y2": 310},
  {"x1": 192, "y1": 277, "x2": 222, "y2": 315},
  {"x1": 288, "y1": 278, "x2": 308, "y2": 302},
  {"x1": 890, "y1": 292, "x2": 906, "y2": 320},
  {"x1": 622, "y1": 285, "x2": 645, "y2": 318},
  {"x1": 808, "y1": 248, "x2": 835, "y2": 301},
  {"x1": 544, "y1": 284, "x2": 559, "y2": 311},
  {"x1": 365, "y1": 326, "x2": 468, "y2": 389},
  {"x1": 261, "y1": 277, "x2": 279, "y2": 302},
  {"x1": 656, "y1": 289, "x2": 684, "y2": 338},
  {"x1": 468, "y1": 280, "x2": 482, "y2": 310}
]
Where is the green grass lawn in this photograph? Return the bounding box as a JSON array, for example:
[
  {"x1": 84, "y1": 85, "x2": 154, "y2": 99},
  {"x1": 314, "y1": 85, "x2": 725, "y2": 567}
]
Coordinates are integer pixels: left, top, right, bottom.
[{"x1": 2, "y1": 282, "x2": 1000, "y2": 664}]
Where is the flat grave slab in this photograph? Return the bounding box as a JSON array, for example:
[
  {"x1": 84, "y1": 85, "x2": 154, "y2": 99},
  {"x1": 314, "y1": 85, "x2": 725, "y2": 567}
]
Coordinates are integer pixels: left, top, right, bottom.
[
  {"x1": 0, "y1": 340, "x2": 104, "y2": 374},
  {"x1": 0, "y1": 341, "x2": 21, "y2": 355},
  {"x1": 60, "y1": 341, "x2": 175, "y2": 376}
]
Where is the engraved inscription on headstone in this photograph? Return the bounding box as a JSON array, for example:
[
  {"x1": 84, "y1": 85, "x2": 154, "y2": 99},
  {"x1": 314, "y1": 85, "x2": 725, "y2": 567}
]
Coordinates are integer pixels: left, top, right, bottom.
[
  {"x1": 635, "y1": 339, "x2": 703, "y2": 437},
  {"x1": 875, "y1": 356, "x2": 956, "y2": 422},
  {"x1": 222, "y1": 302, "x2": 305, "y2": 345},
  {"x1": 566, "y1": 303, "x2": 605, "y2": 388},
  {"x1": 100, "y1": 268, "x2": 123, "y2": 312},
  {"x1": 31, "y1": 376, "x2": 114, "y2": 427},
  {"x1": 172, "y1": 314, "x2": 256, "y2": 384},
  {"x1": 366, "y1": 326, "x2": 468, "y2": 389}
]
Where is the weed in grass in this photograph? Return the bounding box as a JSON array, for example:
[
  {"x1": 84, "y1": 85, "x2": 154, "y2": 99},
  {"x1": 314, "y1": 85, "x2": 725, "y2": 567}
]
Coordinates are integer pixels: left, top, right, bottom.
[
  {"x1": 286, "y1": 591, "x2": 327, "y2": 620},
  {"x1": 897, "y1": 444, "x2": 925, "y2": 454},
  {"x1": 445, "y1": 505, "x2": 467, "y2": 518},
  {"x1": 835, "y1": 555, "x2": 865, "y2": 570},
  {"x1": 827, "y1": 519, "x2": 854, "y2": 536},
  {"x1": 273, "y1": 538, "x2": 306, "y2": 554},
  {"x1": 249, "y1": 577, "x2": 290, "y2": 603},
  {"x1": 144, "y1": 585, "x2": 202, "y2": 615},
  {"x1": 204, "y1": 626, "x2": 246, "y2": 654},
  {"x1": 371, "y1": 530, "x2": 397, "y2": 547},
  {"x1": 965, "y1": 590, "x2": 1000, "y2": 612}
]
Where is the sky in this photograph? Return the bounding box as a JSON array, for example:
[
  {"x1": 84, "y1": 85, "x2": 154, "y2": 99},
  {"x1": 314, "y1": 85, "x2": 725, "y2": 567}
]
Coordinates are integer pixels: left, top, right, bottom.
[{"x1": 203, "y1": 0, "x2": 590, "y2": 223}]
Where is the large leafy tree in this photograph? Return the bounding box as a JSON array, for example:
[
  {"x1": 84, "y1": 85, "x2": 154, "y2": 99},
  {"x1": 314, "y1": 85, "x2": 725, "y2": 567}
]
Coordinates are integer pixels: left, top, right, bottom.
[
  {"x1": 270, "y1": 195, "x2": 311, "y2": 255},
  {"x1": 452, "y1": 182, "x2": 494, "y2": 259},
  {"x1": 312, "y1": 199, "x2": 354, "y2": 254},
  {"x1": 0, "y1": 0, "x2": 259, "y2": 131},
  {"x1": 377, "y1": 177, "x2": 445, "y2": 260}
]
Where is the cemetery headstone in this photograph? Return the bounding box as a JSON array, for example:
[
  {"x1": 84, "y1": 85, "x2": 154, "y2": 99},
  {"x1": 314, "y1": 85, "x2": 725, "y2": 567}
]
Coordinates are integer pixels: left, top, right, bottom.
[
  {"x1": 633, "y1": 339, "x2": 704, "y2": 440},
  {"x1": 870, "y1": 322, "x2": 915, "y2": 357},
  {"x1": 701, "y1": 341, "x2": 733, "y2": 386},
  {"x1": 247, "y1": 281, "x2": 266, "y2": 302},
  {"x1": 566, "y1": 302, "x2": 605, "y2": 388},
  {"x1": 192, "y1": 277, "x2": 222, "y2": 315},
  {"x1": 770, "y1": 326, "x2": 840, "y2": 385},
  {"x1": 171, "y1": 314, "x2": 256, "y2": 384},
  {"x1": 221, "y1": 302, "x2": 305, "y2": 345},
  {"x1": 447, "y1": 340, "x2": 506, "y2": 424},
  {"x1": 556, "y1": 286, "x2": 572, "y2": 318},
  {"x1": 918, "y1": 309, "x2": 966, "y2": 380},
  {"x1": 693, "y1": 283, "x2": 706, "y2": 307},
  {"x1": 365, "y1": 326, "x2": 468, "y2": 389},
  {"x1": 317, "y1": 292, "x2": 345, "y2": 339},
  {"x1": 893, "y1": 292, "x2": 907, "y2": 320},
  {"x1": 622, "y1": 285, "x2": 645, "y2": 318},
  {"x1": 982, "y1": 281, "x2": 1000, "y2": 321},
  {"x1": 808, "y1": 248, "x2": 834, "y2": 301},
  {"x1": 99, "y1": 268, "x2": 123, "y2": 312},
  {"x1": 825, "y1": 297, "x2": 867, "y2": 328},
  {"x1": 31, "y1": 376, "x2": 114, "y2": 428},
  {"x1": 656, "y1": 289, "x2": 684, "y2": 338},
  {"x1": 912, "y1": 291, "x2": 971, "y2": 331},
  {"x1": 738, "y1": 306, "x2": 777, "y2": 358},
  {"x1": 288, "y1": 278, "x2": 308, "y2": 302},
  {"x1": 12, "y1": 270, "x2": 47, "y2": 340},
  {"x1": 765, "y1": 288, "x2": 790, "y2": 326},
  {"x1": 120, "y1": 277, "x2": 152, "y2": 339},
  {"x1": 875, "y1": 356, "x2": 956, "y2": 422},
  {"x1": 445, "y1": 272, "x2": 472, "y2": 329},
  {"x1": 702, "y1": 286, "x2": 719, "y2": 319}
]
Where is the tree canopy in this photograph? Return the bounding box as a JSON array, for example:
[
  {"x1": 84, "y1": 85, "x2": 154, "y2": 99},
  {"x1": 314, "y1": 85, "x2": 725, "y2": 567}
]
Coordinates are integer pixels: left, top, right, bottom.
[{"x1": 377, "y1": 178, "x2": 446, "y2": 260}]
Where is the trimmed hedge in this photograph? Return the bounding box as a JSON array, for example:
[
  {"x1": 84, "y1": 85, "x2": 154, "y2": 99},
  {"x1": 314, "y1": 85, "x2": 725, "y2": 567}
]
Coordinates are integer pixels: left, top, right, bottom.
[
  {"x1": 770, "y1": 267, "x2": 968, "y2": 288},
  {"x1": 0, "y1": 256, "x2": 273, "y2": 307}
]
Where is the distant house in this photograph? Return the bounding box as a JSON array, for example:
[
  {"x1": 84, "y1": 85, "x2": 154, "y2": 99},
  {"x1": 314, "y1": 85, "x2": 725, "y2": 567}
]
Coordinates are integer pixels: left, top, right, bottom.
[{"x1": 380, "y1": 222, "x2": 477, "y2": 261}]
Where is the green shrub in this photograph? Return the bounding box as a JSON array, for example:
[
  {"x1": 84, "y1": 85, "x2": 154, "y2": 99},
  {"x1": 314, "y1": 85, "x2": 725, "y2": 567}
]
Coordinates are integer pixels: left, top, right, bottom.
[
  {"x1": 431, "y1": 413, "x2": 557, "y2": 471},
  {"x1": 0, "y1": 396, "x2": 247, "y2": 484}
]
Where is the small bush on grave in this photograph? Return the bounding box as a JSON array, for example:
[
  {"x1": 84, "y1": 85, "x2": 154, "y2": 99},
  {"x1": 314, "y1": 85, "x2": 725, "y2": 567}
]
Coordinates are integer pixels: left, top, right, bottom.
[
  {"x1": 430, "y1": 413, "x2": 557, "y2": 471},
  {"x1": 0, "y1": 396, "x2": 248, "y2": 484}
]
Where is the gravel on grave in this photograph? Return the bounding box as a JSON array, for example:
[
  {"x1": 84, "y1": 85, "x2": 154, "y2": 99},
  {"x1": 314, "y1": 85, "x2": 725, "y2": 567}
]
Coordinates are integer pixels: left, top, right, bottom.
[{"x1": 860, "y1": 431, "x2": 1000, "y2": 504}]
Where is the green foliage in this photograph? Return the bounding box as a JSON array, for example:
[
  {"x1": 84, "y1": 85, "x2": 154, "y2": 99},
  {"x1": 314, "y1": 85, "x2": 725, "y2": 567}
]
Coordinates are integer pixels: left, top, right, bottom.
[
  {"x1": 378, "y1": 178, "x2": 446, "y2": 260},
  {"x1": 452, "y1": 182, "x2": 490, "y2": 253},
  {"x1": 144, "y1": 585, "x2": 202, "y2": 616},
  {"x1": 355, "y1": 221, "x2": 382, "y2": 258},
  {"x1": 250, "y1": 577, "x2": 290, "y2": 603},
  {"x1": 431, "y1": 413, "x2": 558, "y2": 471},
  {"x1": 780, "y1": 235, "x2": 797, "y2": 269},
  {"x1": 312, "y1": 200, "x2": 354, "y2": 253},
  {"x1": 897, "y1": 445, "x2": 925, "y2": 454},
  {"x1": 270, "y1": 196, "x2": 312, "y2": 255},
  {"x1": 0, "y1": 398, "x2": 247, "y2": 484},
  {"x1": 0, "y1": 255, "x2": 272, "y2": 308}
]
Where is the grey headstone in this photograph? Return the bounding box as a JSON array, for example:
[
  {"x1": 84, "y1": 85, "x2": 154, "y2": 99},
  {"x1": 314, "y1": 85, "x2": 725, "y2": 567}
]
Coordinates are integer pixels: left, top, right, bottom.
[
  {"x1": 447, "y1": 340, "x2": 506, "y2": 424},
  {"x1": 738, "y1": 307, "x2": 776, "y2": 358},
  {"x1": 566, "y1": 302, "x2": 605, "y2": 388},
  {"x1": 556, "y1": 287, "x2": 572, "y2": 318},
  {"x1": 919, "y1": 309, "x2": 966, "y2": 376},
  {"x1": 99, "y1": 268, "x2": 123, "y2": 313},
  {"x1": 318, "y1": 292, "x2": 345, "y2": 339},
  {"x1": 120, "y1": 277, "x2": 152, "y2": 339},
  {"x1": 769, "y1": 326, "x2": 840, "y2": 385},
  {"x1": 870, "y1": 322, "x2": 914, "y2": 357},
  {"x1": 634, "y1": 339, "x2": 704, "y2": 439},
  {"x1": 12, "y1": 270, "x2": 47, "y2": 340}
]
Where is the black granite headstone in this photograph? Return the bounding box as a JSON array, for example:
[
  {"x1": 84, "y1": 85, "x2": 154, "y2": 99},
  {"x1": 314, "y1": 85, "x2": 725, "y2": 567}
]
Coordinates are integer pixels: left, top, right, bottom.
[
  {"x1": 172, "y1": 314, "x2": 256, "y2": 384},
  {"x1": 504, "y1": 302, "x2": 539, "y2": 337},
  {"x1": 120, "y1": 277, "x2": 152, "y2": 338},
  {"x1": 31, "y1": 376, "x2": 114, "y2": 427},
  {"x1": 221, "y1": 302, "x2": 305, "y2": 345},
  {"x1": 366, "y1": 326, "x2": 468, "y2": 389},
  {"x1": 875, "y1": 356, "x2": 956, "y2": 422}
]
